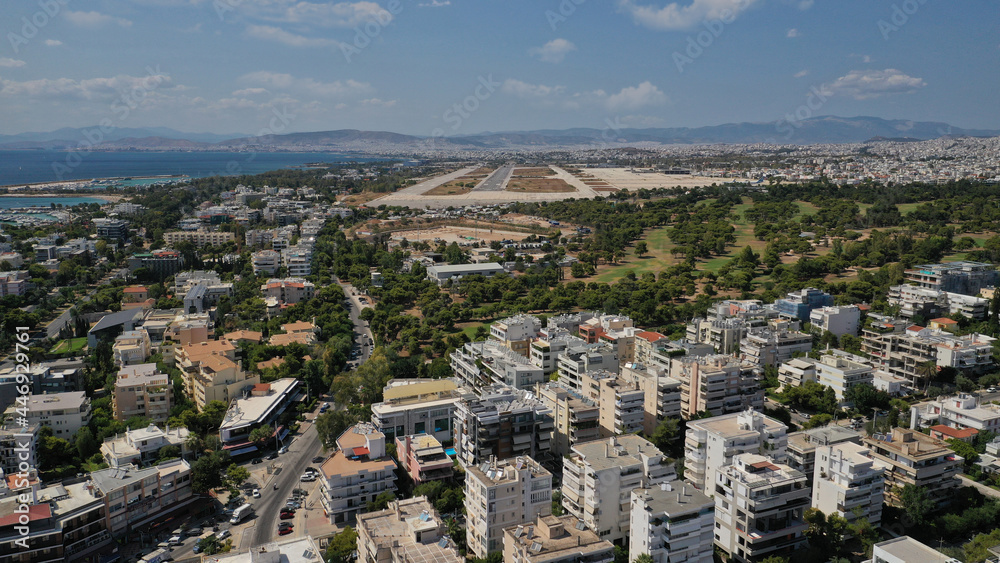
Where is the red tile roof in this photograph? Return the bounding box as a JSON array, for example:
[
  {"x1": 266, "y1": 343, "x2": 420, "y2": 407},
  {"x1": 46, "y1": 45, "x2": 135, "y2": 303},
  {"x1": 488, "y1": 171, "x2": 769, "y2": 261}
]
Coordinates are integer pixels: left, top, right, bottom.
[
  {"x1": 0, "y1": 504, "x2": 50, "y2": 527},
  {"x1": 930, "y1": 425, "x2": 978, "y2": 439}
]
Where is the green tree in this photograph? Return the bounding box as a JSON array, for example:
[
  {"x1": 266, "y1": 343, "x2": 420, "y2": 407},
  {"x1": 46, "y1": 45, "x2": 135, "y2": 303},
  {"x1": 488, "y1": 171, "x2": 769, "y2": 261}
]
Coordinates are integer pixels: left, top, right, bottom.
[
  {"x1": 249, "y1": 426, "x2": 272, "y2": 450},
  {"x1": 74, "y1": 427, "x2": 98, "y2": 459},
  {"x1": 634, "y1": 555, "x2": 654, "y2": 563},
  {"x1": 191, "y1": 450, "x2": 231, "y2": 494},
  {"x1": 367, "y1": 491, "x2": 396, "y2": 512},
  {"x1": 225, "y1": 464, "x2": 251, "y2": 489},
  {"x1": 898, "y1": 485, "x2": 935, "y2": 526},
  {"x1": 158, "y1": 445, "x2": 181, "y2": 462},
  {"x1": 325, "y1": 526, "x2": 358, "y2": 563},
  {"x1": 650, "y1": 418, "x2": 681, "y2": 455},
  {"x1": 947, "y1": 438, "x2": 979, "y2": 472},
  {"x1": 635, "y1": 241, "x2": 648, "y2": 257}
]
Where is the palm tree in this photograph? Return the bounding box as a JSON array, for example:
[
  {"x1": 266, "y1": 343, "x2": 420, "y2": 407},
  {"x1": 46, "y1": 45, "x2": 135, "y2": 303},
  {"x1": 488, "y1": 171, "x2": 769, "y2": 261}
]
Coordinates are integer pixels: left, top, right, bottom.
[
  {"x1": 916, "y1": 360, "x2": 938, "y2": 393},
  {"x1": 185, "y1": 434, "x2": 205, "y2": 459}
]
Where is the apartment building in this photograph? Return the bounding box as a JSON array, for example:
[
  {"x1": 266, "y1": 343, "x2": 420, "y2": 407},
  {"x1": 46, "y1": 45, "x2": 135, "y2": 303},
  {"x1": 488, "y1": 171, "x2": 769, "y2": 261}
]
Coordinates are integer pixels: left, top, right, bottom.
[
  {"x1": 684, "y1": 409, "x2": 788, "y2": 492},
  {"x1": 113, "y1": 363, "x2": 172, "y2": 423},
  {"x1": 534, "y1": 382, "x2": 599, "y2": 457},
  {"x1": 112, "y1": 330, "x2": 151, "y2": 367},
  {"x1": 562, "y1": 435, "x2": 675, "y2": 543},
  {"x1": 629, "y1": 481, "x2": 715, "y2": 563},
  {"x1": 319, "y1": 423, "x2": 398, "y2": 524},
  {"x1": 669, "y1": 355, "x2": 763, "y2": 418},
  {"x1": 89, "y1": 459, "x2": 194, "y2": 538},
  {"x1": 5, "y1": 391, "x2": 91, "y2": 437},
  {"x1": 904, "y1": 261, "x2": 998, "y2": 296},
  {"x1": 395, "y1": 433, "x2": 453, "y2": 485},
  {"x1": 862, "y1": 319, "x2": 995, "y2": 386},
  {"x1": 529, "y1": 329, "x2": 585, "y2": 375},
  {"x1": 739, "y1": 323, "x2": 813, "y2": 368},
  {"x1": 619, "y1": 362, "x2": 682, "y2": 435},
  {"x1": 714, "y1": 454, "x2": 810, "y2": 563},
  {"x1": 371, "y1": 379, "x2": 466, "y2": 443},
  {"x1": 176, "y1": 339, "x2": 259, "y2": 410},
  {"x1": 869, "y1": 536, "x2": 960, "y2": 563},
  {"x1": 911, "y1": 393, "x2": 1000, "y2": 433},
  {"x1": 809, "y1": 305, "x2": 861, "y2": 337},
  {"x1": 95, "y1": 218, "x2": 129, "y2": 242},
  {"x1": 812, "y1": 442, "x2": 884, "y2": 527},
  {"x1": 888, "y1": 284, "x2": 989, "y2": 320},
  {"x1": 490, "y1": 314, "x2": 542, "y2": 357},
  {"x1": 862, "y1": 428, "x2": 961, "y2": 508},
  {"x1": 785, "y1": 425, "x2": 861, "y2": 477},
  {"x1": 260, "y1": 277, "x2": 316, "y2": 305},
  {"x1": 633, "y1": 331, "x2": 668, "y2": 365},
  {"x1": 163, "y1": 229, "x2": 235, "y2": 247},
  {"x1": 100, "y1": 424, "x2": 190, "y2": 468},
  {"x1": 0, "y1": 270, "x2": 29, "y2": 297},
  {"x1": 776, "y1": 357, "x2": 817, "y2": 391},
  {"x1": 127, "y1": 249, "x2": 183, "y2": 277},
  {"x1": 245, "y1": 228, "x2": 275, "y2": 248},
  {"x1": 556, "y1": 343, "x2": 619, "y2": 395},
  {"x1": 357, "y1": 497, "x2": 463, "y2": 563},
  {"x1": 451, "y1": 340, "x2": 545, "y2": 391},
  {"x1": 775, "y1": 287, "x2": 834, "y2": 321},
  {"x1": 0, "y1": 480, "x2": 112, "y2": 563},
  {"x1": 283, "y1": 246, "x2": 313, "y2": 277},
  {"x1": 452, "y1": 384, "x2": 553, "y2": 468},
  {"x1": 0, "y1": 423, "x2": 38, "y2": 476},
  {"x1": 591, "y1": 374, "x2": 645, "y2": 438},
  {"x1": 250, "y1": 249, "x2": 281, "y2": 277},
  {"x1": 466, "y1": 455, "x2": 552, "y2": 558},
  {"x1": 503, "y1": 515, "x2": 614, "y2": 563},
  {"x1": 218, "y1": 378, "x2": 301, "y2": 453},
  {"x1": 814, "y1": 351, "x2": 875, "y2": 402}
]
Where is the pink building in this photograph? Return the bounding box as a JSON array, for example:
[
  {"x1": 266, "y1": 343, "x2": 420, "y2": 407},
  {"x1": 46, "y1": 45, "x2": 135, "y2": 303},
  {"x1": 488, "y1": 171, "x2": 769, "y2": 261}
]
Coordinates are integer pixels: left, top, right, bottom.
[{"x1": 395, "y1": 434, "x2": 453, "y2": 485}]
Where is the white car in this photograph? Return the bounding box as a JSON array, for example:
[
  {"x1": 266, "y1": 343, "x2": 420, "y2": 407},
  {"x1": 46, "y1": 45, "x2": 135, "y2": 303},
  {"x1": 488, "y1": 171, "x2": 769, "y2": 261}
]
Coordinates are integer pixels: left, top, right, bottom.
[
  {"x1": 278, "y1": 446, "x2": 289, "y2": 454},
  {"x1": 252, "y1": 488, "x2": 260, "y2": 498},
  {"x1": 989, "y1": 387, "x2": 998, "y2": 393},
  {"x1": 300, "y1": 473, "x2": 317, "y2": 482},
  {"x1": 217, "y1": 530, "x2": 231, "y2": 541}
]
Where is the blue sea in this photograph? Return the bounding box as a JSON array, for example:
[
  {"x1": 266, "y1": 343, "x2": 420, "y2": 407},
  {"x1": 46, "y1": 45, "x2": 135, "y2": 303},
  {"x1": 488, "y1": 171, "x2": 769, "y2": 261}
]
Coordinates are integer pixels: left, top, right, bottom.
[
  {"x1": 0, "y1": 196, "x2": 108, "y2": 209},
  {"x1": 0, "y1": 150, "x2": 383, "y2": 186}
]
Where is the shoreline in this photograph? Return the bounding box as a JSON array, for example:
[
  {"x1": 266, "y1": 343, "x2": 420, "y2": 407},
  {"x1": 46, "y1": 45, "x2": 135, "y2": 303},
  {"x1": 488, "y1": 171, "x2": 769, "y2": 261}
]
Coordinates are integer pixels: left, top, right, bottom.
[{"x1": 0, "y1": 174, "x2": 186, "y2": 190}]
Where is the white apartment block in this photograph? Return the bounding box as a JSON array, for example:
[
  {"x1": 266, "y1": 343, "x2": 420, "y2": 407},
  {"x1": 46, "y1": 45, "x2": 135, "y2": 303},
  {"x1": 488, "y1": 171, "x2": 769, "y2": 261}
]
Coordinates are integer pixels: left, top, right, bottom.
[
  {"x1": 785, "y1": 425, "x2": 862, "y2": 477},
  {"x1": 862, "y1": 428, "x2": 962, "y2": 508},
  {"x1": 911, "y1": 393, "x2": 1000, "y2": 433},
  {"x1": 777, "y1": 357, "x2": 817, "y2": 391},
  {"x1": 862, "y1": 318, "x2": 996, "y2": 386},
  {"x1": 739, "y1": 324, "x2": 813, "y2": 368},
  {"x1": 451, "y1": 340, "x2": 546, "y2": 391},
  {"x1": 370, "y1": 378, "x2": 467, "y2": 443},
  {"x1": 534, "y1": 382, "x2": 600, "y2": 457},
  {"x1": 812, "y1": 442, "x2": 884, "y2": 527},
  {"x1": 529, "y1": 329, "x2": 585, "y2": 375},
  {"x1": 163, "y1": 229, "x2": 235, "y2": 247},
  {"x1": 809, "y1": 305, "x2": 861, "y2": 337},
  {"x1": 251, "y1": 249, "x2": 281, "y2": 275},
  {"x1": 260, "y1": 277, "x2": 315, "y2": 305},
  {"x1": 319, "y1": 423, "x2": 398, "y2": 524},
  {"x1": 619, "y1": 362, "x2": 682, "y2": 434},
  {"x1": 100, "y1": 424, "x2": 190, "y2": 468},
  {"x1": 465, "y1": 455, "x2": 552, "y2": 558},
  {"x1": 684, "y1": 409, "x2": 788, "y2": 492},
  {"x1": 6, "y1": 391, "x2": 92, "y2": 437},
  {"x1": 714, "y1": 454, "x2": 810, "y2": 563},
  {"x1": 556, "y1": 343, "x2": 620, "y2": 395},
  {"x1": 452, "y1": 384, "x2": 553, "y2": 468},
  {"x1": 562, "y1": 435, "x2": 675, "y2": 544},
  {"x1": 686, "y1": 318, "x2": 748, "y2": 355},
  {"x1": 888, "y1": 284, "x2": 989, "y2": 320},
  {"x1": 490, "y1": 314, "x2": 541, "y2": 357},
  {"x1": 814, "y1": 351, "x2": 875, "y2": 402},
  {"x1": 870, "y1": 536, "x2": 960, "y2": 563},
  {"x1": 669, "y1": 355, "x2": 763, "y2": 418},
  {"x1": 113, "y1": 330, "x2": 152, "y2": 367},
  {"x1": 630, "y1": 481, "x2": 715, "y2": 563}
]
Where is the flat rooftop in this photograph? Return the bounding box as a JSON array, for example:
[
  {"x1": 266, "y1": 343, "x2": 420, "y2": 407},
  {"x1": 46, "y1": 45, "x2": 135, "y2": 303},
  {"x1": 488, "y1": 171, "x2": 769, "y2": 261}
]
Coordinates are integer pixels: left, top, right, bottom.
[
  {"x1": 687, "y1": 410, "x2": 785, "y2": 438},
  {"x1": 357, "y1": 497, "x2": 462, "y2": 563},
  {"x1": 19, "y1": 391, "x2": 88, "y2": 413},
  {"x1": 873, "y1": 536, "x2": 958, "y2": 563},
  {"x1": 205, "y1": 536, "x2": 323, "y2": 563},
  {"x1": 571, "y1": 435, "x2": 663, "y2": 472},
  {"x1": 219, "y1": 378, "x2": 299, "y2": 432},
  {"x1": 504, "y1": 515, "x2": 612, "y2": 562},
  {"x1": 633, "y1": 481, "x2": 713, "y2": 516}
]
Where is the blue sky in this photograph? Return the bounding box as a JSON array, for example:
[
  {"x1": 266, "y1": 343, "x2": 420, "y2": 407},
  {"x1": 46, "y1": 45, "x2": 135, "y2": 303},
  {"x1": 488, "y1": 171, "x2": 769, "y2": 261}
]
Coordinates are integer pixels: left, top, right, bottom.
[{"x1": 0, "y1": 0, "x2": 998, "y2": 136}]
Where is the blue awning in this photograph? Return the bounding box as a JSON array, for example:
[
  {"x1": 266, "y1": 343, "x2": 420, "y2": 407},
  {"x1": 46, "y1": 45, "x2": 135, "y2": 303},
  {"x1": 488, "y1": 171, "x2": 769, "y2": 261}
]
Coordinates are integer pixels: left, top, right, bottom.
[
  {"x1": 277, "y1": 428, "x2": 290, "y2": 441},
  {"x1": 230, "y1": 445, "x2": 259, "y2": 456}
]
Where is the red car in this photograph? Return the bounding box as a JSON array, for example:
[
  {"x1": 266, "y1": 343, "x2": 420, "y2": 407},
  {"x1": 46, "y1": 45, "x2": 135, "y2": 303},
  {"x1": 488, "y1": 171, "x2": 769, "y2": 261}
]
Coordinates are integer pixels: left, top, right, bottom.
[
  {"x1": 279, "y1": 512, "x2": 295, "y2": 520},
  {"x1": 278, "y1": 527, "x2": 294, "y2": 536}
]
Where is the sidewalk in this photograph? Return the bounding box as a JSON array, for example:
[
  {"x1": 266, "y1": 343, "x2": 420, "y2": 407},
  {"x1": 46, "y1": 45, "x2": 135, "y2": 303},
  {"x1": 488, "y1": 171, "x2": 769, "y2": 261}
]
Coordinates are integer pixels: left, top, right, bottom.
[{"x1": 959, "y1": 474, "x2": 1000, "y2": 500}]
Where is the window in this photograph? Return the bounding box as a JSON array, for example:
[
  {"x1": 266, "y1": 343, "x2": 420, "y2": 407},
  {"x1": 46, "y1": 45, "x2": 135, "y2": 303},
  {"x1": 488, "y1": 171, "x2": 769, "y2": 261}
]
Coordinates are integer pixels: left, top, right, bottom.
[{"x1": 414, "y1": 422, "x2": 426, "y2": 434}]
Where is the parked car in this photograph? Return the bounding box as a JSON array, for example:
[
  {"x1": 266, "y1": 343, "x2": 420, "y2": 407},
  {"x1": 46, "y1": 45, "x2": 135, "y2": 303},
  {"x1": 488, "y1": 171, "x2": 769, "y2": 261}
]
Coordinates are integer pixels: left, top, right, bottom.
[
  {"x1": 278, "y1": 522, "x2": 293, "y2": 531},
  {"x1": 217, "y1": 530, "x2": 231, "y2": 541},
  {"x1": 300, "y1": 474, "x2": 316, "y2": 482},
  {"x1": 251, "y1": 458, "x2": 263, "y2": 464},
  {"x1": 278, "y1": 527, "x2": 293, "y2": 536},
  {"x1": 989, "y1": 387, "x2": 997, "y2": 393},
  {"x1": 266, "y1": 452, "x2": 278, "y2": 460},
  {"x1": 252, "y1": 489, "x2": 260, "y2": 498},
  {"x1": 279, "y1": 512, "x2": 295, "y2": 520},
  {"x1": 278, "y1": 446, "x2": 289, "y2": 455},
  {"x1": 311, "y1": 456, "x2": 325, "y2": 464}
]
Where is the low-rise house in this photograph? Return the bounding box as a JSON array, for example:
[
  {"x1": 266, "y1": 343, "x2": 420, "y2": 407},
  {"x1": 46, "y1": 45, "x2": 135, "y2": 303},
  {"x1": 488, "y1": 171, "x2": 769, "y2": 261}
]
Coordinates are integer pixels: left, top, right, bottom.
[{"x1": 101, "y1": 424, "x2": 190, "y2": 468}]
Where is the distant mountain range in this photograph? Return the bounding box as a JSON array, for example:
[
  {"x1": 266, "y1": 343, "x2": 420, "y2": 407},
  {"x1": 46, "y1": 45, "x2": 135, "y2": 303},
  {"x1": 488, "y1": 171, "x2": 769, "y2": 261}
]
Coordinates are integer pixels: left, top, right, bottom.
[{"x1": 2, "y1": 116, "x2": 998, "y2": 151}]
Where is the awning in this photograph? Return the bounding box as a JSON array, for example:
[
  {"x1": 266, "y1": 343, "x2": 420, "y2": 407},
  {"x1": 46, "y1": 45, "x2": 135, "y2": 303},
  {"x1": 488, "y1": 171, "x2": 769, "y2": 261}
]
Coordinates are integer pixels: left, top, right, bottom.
[
  {"x1": 277, "y1": 427, "x2": 290, "y2": 441},
  {"x1": 229, "y1": 445, "x2": 259, "y2": 456},
  {"x1": 353, "y1": 447, "x2": 369, "y2": 456}
]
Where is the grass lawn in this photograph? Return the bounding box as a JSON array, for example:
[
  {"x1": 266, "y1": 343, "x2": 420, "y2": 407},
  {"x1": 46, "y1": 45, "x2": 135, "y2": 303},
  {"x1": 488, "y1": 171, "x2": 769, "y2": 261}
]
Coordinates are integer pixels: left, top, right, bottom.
[
  {"x1": 50, "y1": 337, "x2": 87, "y2": 354},
  {"x1": 453, "y1": 321, "x2": 489, "y2": 341},
  {"x1": 592, "y1": 227, "x2": 679, "y2": 283}
]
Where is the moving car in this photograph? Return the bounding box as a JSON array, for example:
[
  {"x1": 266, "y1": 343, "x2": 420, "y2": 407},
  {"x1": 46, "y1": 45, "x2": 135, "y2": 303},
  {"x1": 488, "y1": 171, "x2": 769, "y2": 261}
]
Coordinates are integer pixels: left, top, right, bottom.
[{"x1": 278, "y1": 446, "x2": 289, "y2": 455}]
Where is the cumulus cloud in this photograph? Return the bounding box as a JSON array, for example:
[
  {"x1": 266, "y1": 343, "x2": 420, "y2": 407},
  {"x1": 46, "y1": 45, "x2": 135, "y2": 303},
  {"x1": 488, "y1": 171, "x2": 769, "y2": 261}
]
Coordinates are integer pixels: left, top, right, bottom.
[
  {"x1": 360, "y1": 98, "x2": 397, "y2": 107},
  {"x1": 65, "y1": 11, "x2": 133, "y2": 28},
  {"x1": 245, "y1": 24, "x2": 339, "y2": 47},
  {"x1": 239, "y1": 71, "x2": 372, "y2": 98},
  {"x1": 418, "y1": 0, "x2": 451, "y2": 6},
  {"x1": 0, "y1": 73, "x2": 173, "y2": 101},
  {"x1": 617, "y1": 0, "x2": 758, "y2": 31},
  {"x1": 786, "y1": 28, "x2": 800, "y2": 38},
  {"x1": 821, "y1": 69, "x2": 926, "y2": 100},
  {"x1": 45, "y1": 39, "x2": 62, "y2": 46},
  {"x1": 794, "y1": 69, "x2": 809, "y2": 78},
  {"x1": 235, "y1": 1, "x2": 392, "y2": 27},
  {"x1": 529, "y1": 39, "x2": 577, "y2": 63},
  {"x1": 798, "y1": 0, "x2": 814, "y2": 9},
  {"x1": 232, "y1": 87, "x2": 271, "y2": 97},
  {"x1": 501, "y1": 79, "x2": 567, "y2": 99},
  {"x1": 0, "y1": 58, "x2": 26, "y2": 68},
  {"x1": 605, "y1": 81, "x2": 668, "y2": 111}
]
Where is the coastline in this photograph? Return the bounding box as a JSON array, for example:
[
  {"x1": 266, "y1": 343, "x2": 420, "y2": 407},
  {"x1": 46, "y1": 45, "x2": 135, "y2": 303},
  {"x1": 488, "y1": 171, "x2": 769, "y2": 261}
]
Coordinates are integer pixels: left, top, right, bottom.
[{"x1": 0, "y1": 193, "x2": 120, "y2": 202}]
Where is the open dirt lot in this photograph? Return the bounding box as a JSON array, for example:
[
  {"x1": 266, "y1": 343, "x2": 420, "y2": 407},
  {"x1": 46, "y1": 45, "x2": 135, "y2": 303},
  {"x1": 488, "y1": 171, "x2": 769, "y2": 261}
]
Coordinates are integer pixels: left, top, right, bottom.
[
  {"x1": 389, "y1": 225, "x2": 539, "y2": 245},
  {"x1": 582, "y1": 168, "x2": 742, "y2": 190},
  {"x1": 424, "y1": 166, "x2": 496, "y2": 196},
  {"x1": 511, "y1": 167, "x2": 556, "y2": 177}
]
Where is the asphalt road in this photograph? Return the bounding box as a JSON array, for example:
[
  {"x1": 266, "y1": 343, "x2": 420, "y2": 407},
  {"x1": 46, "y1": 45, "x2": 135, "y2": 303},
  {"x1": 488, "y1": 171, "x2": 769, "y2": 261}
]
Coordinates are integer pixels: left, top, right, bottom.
[
  {"x1": 335, "y1": 277, "x2": 374, "y2": 365},
  {"x1": 249, "y1": 423, "x2": 325, "y2": 546}
]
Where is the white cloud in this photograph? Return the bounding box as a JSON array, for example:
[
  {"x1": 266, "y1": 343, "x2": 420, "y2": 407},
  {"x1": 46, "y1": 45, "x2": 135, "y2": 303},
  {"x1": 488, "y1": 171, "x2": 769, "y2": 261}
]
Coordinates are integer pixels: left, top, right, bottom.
[
  {"x1": 606, "y1": 81, "x2": 668, "y2": 111},
  {"x1": 786, "y1": 28, "x2": 800, "y2": 38},
  {"x1": 45, "y1": 39, "x2": 62, "y2": 46},
  {"x1": 529, "y1": 38, "x2": 577, "y2": 63},
  {"x1": 232, "y1": 87, "x2": 271, "y2": 97},
  {"x1": 239, "y1": 71, "x2": 372, "y2": 98},
  {"x1": 501, "y1": 79, "x2": 567, "y2": 99},
  {"x1": 0, "y1": 58, "x2": 26, "y2": 68},
  {"x1": 360, "y1": 98, "x2": 397, "y2": 107},
  {"x1": 0, "y1": 73, "x2": 174, "y2": 101},
  {"x1": 235, "y1": 1, "x2": 392, "y2": 27},
  {"x1": 65, "y1": 11, "x2": 133, "y2": 28},
  {"x1": 617, "y1": 0, "x2": 758, "y2": 31},
  {"x1": 794, "y1": 69, "x2": 809, "y2": 78},
  {"x1": 798, "y1": 0, "x2": 813, "y2": 9},
  {"x1": 821, "y1": 69, "x2": 926, "y2": 100},
  {"x1": 245, "y1": 24, "x2": 339, "y2": 47},
  {"x1": 418, "y1": 0, "x2": 450, "y2": 6}
]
